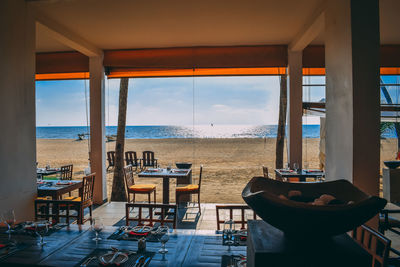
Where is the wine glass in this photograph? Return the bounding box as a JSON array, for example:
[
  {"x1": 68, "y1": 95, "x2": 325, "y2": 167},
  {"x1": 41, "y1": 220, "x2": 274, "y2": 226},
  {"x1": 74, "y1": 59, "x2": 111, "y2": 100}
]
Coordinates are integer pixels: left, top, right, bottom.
[
  {"x1": 34, "y1": 221, "x2": 49, "y2": 246},
  {"x1": 3, "y1": 210, "x2": 16, "y2": 234},
  {"x1": 92, "y1": 218, "x2": 103, "y2": 241},
  {"x1": 158, "y1": 226, "x2": 169, "y2": 254},
  {"x1": 293, "y1": 163, "x2": 299, "y2": 173}
]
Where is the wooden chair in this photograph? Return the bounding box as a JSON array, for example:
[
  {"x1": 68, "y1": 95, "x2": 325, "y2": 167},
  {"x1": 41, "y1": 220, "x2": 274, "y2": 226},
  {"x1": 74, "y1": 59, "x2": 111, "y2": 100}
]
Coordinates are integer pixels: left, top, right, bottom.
[
  {"x1": 141, "y1": 151, "x2": 158, "y2": 169},
  {"x1": 34, "y1": 173, "x2": 95, "y2": 225},
  {"x1": 124, "y1": 165, "x2": 156, "y2": 203},
  {"x1": 176, "y1": 165, "x2": 203, "y2": 214},
  {"x1": 352, "y1": 225, "x2": 391, "y2": 267},
  {"x1": 60, "y1": 164, "x2": 73, "y2": 180},
  {"x1": 262, "y1": 166, "x2": 271, "y2": 179},
  {"x1": 107, "y1": 151, "x2": 115, "y2": 171},
  {"x1": 125, "y1": 203, "x2": 177, "y2": 229},
  {"x1": 125, "y1": 151, "x2": 140, "y2": 171},
  {"x1": 216, "y1": 205, "x2": 256, "y2": 230}
]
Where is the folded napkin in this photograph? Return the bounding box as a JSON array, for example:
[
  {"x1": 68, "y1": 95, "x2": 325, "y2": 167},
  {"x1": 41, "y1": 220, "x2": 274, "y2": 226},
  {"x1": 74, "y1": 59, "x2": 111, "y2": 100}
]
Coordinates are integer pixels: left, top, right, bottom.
[
  {"x1": 128, "y1": 231, "x2": 149, "y2": 236},
  {"x1": 0, "y1": 244, "x2": 7, "y2": 249},
  {"x1": 306, "y1": 169, "x2": 322, "y2": 173},
  {"x1": 56, "y1": 182, "x2": 72, "y2": 185}
]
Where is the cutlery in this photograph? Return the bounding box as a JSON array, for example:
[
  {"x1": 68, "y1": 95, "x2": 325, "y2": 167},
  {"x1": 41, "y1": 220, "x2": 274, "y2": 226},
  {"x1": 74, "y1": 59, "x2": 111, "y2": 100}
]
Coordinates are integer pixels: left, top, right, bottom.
[
  {"x1": 80, "y1": 256, "x2": 96, "y2": 267},
  {"x1": 142, "y1": 256, "x2": 151, "y2": 266},
  {"x1": 134, "y1": 255, "x2": 144, "y2": 267},
  {"x1": 107, "y1": 251, "x2": 121, "y2": 265}
]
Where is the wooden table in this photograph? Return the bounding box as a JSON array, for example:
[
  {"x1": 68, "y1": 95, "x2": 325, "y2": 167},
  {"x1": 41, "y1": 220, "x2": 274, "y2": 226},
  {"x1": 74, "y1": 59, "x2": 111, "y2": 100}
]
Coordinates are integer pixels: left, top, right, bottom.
[
  {"x1": 36, "y1": 168, "x2": 60, "y2": 179},
  {"x1": 0, "y1": 226, "x2": 245, "y2": 266},
  {"x1": 138, "y1": 168, "x2": 192, "y2": 204},
  {"x1": 275, "y1": 169, "x2": 325, "y2": 182},
  {"x1": 37, "y1": 180, "x2": 83, "y2": 200},
  {"x1": 247, "y1": 220, "x2": 370, "y2": 267}
]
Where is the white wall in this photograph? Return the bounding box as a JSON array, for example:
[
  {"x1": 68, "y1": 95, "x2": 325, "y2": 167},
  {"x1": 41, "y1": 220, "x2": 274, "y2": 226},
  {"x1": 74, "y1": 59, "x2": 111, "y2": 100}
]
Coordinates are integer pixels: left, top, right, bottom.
[
  {"x1": 325, "y1": 0, "x2": 380, "y2": 196},
  {"x1": 0, "y1": 0, "x2": 36, "y2": 220}
]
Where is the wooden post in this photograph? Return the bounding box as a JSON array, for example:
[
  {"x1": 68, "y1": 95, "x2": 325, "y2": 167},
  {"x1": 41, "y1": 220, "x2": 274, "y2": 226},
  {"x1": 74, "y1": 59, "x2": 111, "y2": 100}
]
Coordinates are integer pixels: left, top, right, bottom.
[
  {"x1": 89, "y1": 56, "x2": 107, "y2": 204},
  {"x1": 111, "y1": 78, "x2": 129, "y2": 201},
  {"x1": 275, "y1": 74, "x2": 288, "y2": 169}
]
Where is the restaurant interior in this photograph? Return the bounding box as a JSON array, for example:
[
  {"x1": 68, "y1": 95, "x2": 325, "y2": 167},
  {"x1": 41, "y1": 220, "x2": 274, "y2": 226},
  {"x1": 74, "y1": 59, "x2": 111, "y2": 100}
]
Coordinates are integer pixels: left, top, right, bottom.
[{"x1": 2, "y1": 0, "x2": 400, "y2": 266}]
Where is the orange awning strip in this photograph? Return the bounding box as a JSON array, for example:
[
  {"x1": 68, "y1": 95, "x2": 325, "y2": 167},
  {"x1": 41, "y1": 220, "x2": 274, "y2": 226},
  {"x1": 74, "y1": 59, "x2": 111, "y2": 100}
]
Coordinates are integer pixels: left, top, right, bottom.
[
  {"x1": 35, "y1": 72, "x2": 89, "y2": 81},
  {"x1": 107, "y1": 67, "x2": 287, "y2": 78}
]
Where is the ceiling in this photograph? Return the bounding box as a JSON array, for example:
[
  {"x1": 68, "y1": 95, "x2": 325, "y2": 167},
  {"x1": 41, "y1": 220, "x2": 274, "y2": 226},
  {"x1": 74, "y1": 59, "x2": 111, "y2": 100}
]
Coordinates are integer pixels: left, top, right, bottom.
[{"x1": 32, "y1": 0, "x2": 400, "y2": 53}]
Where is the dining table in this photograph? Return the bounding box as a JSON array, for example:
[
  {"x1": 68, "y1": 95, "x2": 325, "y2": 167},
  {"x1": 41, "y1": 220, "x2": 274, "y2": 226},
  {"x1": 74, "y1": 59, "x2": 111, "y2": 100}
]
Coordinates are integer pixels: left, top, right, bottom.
[
  {"x1": 274, "y1": 168, "x2": 325, "y2": 182},
  {"x1": 37, "y1": 180, "x2": 83, "y2": 200},
  {"x1": 0, "y1": 225, "x2": 246, "y2": 266},
  {"x1": 138, "y1": 168, "x2": 192, "y2": 204},
  {"x1": 36, "y1": 168, "x2": 60, "y2": 179}
]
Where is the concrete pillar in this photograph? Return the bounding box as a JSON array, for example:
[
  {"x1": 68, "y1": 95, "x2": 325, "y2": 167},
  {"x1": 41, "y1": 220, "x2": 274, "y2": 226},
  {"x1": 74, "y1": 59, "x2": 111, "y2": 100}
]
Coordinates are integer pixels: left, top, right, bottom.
[
  {"x1": 325, "y1": 0, "x2": 380, "y2": 196},
  {"x1": 89, "y1": 56, "x2": 107, "y2": 204},
  {"x1": 0, "y1": 0, "x2": 36, "y2": 220},
  {"x1": 287, "y1": 51, "x2": 303, "y2": 168}
]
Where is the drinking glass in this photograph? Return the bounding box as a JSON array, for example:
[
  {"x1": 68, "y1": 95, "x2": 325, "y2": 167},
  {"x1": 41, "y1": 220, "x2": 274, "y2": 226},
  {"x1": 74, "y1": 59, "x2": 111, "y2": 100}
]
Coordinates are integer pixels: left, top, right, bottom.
[
  {"x1": 3, "y1": 210, "x2": 16, "y2": 234},
  {"x1": 158, "y1": 226, "x2": 169, "y2": 254},
  {"x1": 304, "y1": 162, "x2": 309, "y2": 171},
  {"x1": 223, "y1": 219, "x2": 235, "y2": 247},
  {"x1": 34, "y1": 221, "x2": 49, "y2": 246},
  {"x1": 92, "y1": 218, "x2": 103, "y2": 241},
  {"x1": 284, "y1": 163, "x2": 290, "y2": 170},
  {"x1": 293, "y1": 163, "x2": 299, "y2": 172}
]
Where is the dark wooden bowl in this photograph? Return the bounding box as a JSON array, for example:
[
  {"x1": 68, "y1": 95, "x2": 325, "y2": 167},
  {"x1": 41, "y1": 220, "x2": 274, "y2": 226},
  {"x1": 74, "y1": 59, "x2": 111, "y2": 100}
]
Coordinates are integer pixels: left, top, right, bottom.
[
  {"x1": 175, "y1": 162, "x2": 192, "y2": 169},
  {"x1": 384, "y1": 161, "x2": 400, "y2": 169},
  {"x1": 242, "y1": 177, "x2": 386, "y2": 238}
]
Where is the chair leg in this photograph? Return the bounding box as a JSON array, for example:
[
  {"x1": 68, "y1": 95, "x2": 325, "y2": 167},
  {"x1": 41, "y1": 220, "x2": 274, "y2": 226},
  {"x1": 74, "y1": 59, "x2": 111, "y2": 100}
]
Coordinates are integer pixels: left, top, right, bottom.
[
  {"x1": 89, "y1": 205, "x2": 93, "y2": 225},
  {"x1": 154, "y1": 189, "x2": 156, "y2": 204},
  {"x1": 148, "y1": 193, "x2": 151, "y2": 204},
  {"x1": 198, "y1": 193, "x2": 201, "y2": 214},
  {"x1": 127, "y1": 192, "x2": 131, "y2": 203},
  {"x1": 132, "y1": 193, "x2": 135, "y2": 203}
]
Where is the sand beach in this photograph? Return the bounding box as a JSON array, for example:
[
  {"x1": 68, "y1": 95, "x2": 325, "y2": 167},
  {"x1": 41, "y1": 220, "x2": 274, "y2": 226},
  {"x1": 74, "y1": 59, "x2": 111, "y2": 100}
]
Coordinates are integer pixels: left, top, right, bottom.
[{"x1": 36, "y1": 138, "x2": 397, "y2": 203}]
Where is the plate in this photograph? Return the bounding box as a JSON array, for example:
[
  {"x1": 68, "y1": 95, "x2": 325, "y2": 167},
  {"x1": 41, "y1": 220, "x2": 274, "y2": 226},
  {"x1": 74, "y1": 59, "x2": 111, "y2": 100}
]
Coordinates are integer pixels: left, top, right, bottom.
[
  {"x1": 99, "y1": 252, "x2": 129, "y2": 265},
  {"x1": 129, "y1": 226, "x2": 152, "y2": 234}
]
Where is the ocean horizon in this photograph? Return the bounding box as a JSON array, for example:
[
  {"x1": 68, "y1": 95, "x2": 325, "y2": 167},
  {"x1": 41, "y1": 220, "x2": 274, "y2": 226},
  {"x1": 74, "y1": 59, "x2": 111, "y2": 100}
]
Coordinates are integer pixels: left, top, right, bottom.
[{"x1": 36, "y1": 125, "x2": 397, "y2": 139}]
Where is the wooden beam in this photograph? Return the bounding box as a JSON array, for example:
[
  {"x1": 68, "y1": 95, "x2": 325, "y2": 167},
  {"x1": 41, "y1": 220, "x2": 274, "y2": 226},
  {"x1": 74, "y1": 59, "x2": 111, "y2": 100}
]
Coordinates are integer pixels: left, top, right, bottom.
[
  {"x1": 35, "y1": 11, "x2": 102, "y2": 57},
  {"x1": 289, "y1": 2, "x2": 326, "y2": 51}
]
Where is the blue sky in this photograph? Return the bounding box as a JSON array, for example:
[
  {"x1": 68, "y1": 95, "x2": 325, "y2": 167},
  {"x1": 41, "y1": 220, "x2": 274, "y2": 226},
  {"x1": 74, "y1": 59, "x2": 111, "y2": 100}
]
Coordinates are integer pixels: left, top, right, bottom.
[{"x1": 36, "y1": 76, "x2": 324, "y2": 126}]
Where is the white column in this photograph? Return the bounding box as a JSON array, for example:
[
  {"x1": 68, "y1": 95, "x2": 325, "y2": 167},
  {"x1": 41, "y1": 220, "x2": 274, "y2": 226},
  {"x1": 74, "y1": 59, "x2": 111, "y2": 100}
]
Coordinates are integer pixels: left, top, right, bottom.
[
  {"x1": 89, "y1": 56, "x2": 107, "y2": 204},
  {"x1": 0, "y1": 0, "x2": 36, "y2": 220},
  {"x1": 287, "y1": 50, "x2": 303, "y2": 168},
  {"x1": 325, "y1": 0, "x2": 380, "y2": 196}
]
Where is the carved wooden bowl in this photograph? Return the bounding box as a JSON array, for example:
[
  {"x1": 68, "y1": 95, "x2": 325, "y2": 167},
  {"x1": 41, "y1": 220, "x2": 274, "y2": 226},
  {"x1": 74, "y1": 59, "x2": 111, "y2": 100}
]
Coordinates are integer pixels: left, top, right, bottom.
[{"x1": 242, "y1": 177, "x2": 387, "y2": 238}]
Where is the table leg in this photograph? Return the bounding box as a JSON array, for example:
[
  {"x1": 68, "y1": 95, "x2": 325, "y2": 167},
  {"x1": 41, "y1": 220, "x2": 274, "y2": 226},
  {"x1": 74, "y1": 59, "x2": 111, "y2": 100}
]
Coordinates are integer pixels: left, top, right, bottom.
[{"x1": 163, "y1": 177, "x2": 170, "y2": 204}]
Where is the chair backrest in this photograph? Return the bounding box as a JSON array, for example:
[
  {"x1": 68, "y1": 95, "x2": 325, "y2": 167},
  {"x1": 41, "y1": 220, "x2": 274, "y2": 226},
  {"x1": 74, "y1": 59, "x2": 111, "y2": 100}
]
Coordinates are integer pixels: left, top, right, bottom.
[
  {"x1": 81, "y1": 173, "x2": 95, "y2": 203},
  {"x1": 126, "y1": 203, "x2": 177, "y2": 229},
  {"x1": 123, "y1": 165, "x2": 135, "y2": 189},
  {"x1": 262, "y1": 166, "x2": 269, "y2": 178},
  {"x1": 216, "y1": 205, "x2": 256, "y2": 230},
  {"x1": 107, "y1": 151, "x2": 115, "y2": 166},
  {"x1": 198, "y1": 165, "x2": 203, "y2": 189},
  {"x1": 142, "y1": 151, "x2": 156, "y2": 166},
  {"x1": 125, "y1": 151, "x2": 138, "y2": 166},
  {"x1": 352, "y1": 225, "x2": 391, "y2": 267},
  {"x1": 60, "y1": 164, "x2": 73, "y2": 180}
]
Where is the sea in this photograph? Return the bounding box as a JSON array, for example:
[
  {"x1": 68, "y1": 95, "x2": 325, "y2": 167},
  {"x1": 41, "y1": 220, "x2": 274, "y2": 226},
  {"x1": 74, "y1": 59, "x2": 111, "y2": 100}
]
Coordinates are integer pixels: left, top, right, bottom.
[{"x1": 35, "y1": 125, "x2": 397, "y2": 139}]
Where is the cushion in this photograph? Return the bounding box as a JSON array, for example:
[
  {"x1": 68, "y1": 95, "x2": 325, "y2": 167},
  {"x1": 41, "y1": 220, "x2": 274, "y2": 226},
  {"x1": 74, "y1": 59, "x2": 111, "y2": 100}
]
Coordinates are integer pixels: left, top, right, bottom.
[
  {"x1": 64, "y1": 196, "x2": 81, "y2": 202},
  {"x1": 36, "y1": 196, "x2": 52, "y2": 200},
  {"x1": 129, "y1": 184, "x2": 156, "y2": 192},
  {"x1": 176, "y1": 184, "x2": 199, "y2": 192}
]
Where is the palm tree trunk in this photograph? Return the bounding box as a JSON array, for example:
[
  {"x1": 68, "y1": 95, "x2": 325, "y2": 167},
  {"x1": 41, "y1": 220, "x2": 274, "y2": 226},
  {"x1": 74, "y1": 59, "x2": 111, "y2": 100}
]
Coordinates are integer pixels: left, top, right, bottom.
[
  {"x1": 275, "y1": 74, "x2": 287, "y2": 169},
  {"x1": 111, "y1": 78, "x2": 129, "y2": 201}
]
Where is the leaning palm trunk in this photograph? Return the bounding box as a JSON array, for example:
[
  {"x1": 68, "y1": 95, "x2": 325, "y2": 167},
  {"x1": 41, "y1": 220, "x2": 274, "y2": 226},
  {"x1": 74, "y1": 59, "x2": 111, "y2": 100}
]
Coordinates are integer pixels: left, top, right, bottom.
[
  {"x1": 111, "y1": 78, "x2": 129, "y2": 201},
  {"x1": 275, "y1": 74, "x2": 287, "y2": 169}
]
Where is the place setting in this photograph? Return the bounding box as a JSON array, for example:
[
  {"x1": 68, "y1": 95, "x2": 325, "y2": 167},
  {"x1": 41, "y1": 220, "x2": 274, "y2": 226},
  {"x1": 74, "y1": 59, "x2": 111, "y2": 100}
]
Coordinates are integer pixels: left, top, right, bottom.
[{"x1": 75, "y1": 220, "x2": 172, "y2": 266}]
